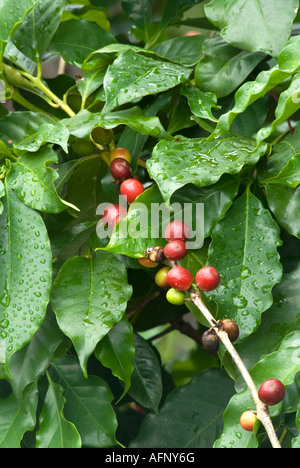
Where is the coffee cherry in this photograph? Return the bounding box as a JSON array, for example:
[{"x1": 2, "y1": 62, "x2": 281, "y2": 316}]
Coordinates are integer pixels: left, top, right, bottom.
[
  {"x1": 258, "y1": 379, "x2": 286, "y2": 406},
  {"x1": 201, "y1": 329, "x2": 219, "y2": 355},
  {"x1": 166, "y1": 288, "x2": 185, "y2": 306},
  {"x1": 195, "y1": 266, "x2": 220, "y2": 291},
  {"x1": 71, "y1": 138, "x2": 95, "y2": 156},
  {"x1": 120, "y1": 178, "x2": 145, "y2": 204},
  {"x1": 240, "y1": 411, "x2": 258, "y2": 432},
  {"x1": 219, "y1": 318, "x2": 239, "y2": 343},
  {"x1": 164, "y1": 240, "x2": 187, "y2": 261},
  {"x1": 164, "y1": 220, "x2": 191, "y2": 242},
  {"x1": 138, "y1": 257, "x2": 158, "y2": 268},
  {"x1": 145, "y1": 246, "x2": 165, "y2": 264},
  {"x1": 110, "y1": 147, "x2": 131, "y2": 163},
  {"x1": 110, "y1": 158, "x2": 132, "y2": 181},
  {"x1": 91, "y1": 127, "x2": 114, "y2": 146},
  {"x1": 101, "y1": 204, "x2": 127, "y2": 228},
  {"x1": 155, "y1": 267, "x2": 171, "y2": 289},
  {"x1": 167, "y1": 266, "x2": 193, "y2": 291}
]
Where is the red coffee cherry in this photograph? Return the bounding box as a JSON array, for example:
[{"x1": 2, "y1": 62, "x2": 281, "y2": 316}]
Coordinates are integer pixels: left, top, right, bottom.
[
  {"x1": 195, "y1": 266, "x2": 220, "y2": 291},
  {"x1": 164, "y1": 240, "x2": 187, "y2": 261},
  {"x1": 258, "y1": 379, "x2": 286, "y2": 406},
  {"x1": 120, "y1": 178, "x2": 145, "y2": 204},
  {"x1": 101, "y1": 204, "x2": 127, "y2": 228},
  {"x1": 240, "y1": 411, "x2": 258, "y2": 432},
  {"x1": 164, "y1": 220, "x2": 191, "y2": 242},
  {"x1": 110, "y1": 157, "x2": 132, "y2": 181},
  {"x1": 167, "y1": 266, "x2": 193, "y2": 291}
]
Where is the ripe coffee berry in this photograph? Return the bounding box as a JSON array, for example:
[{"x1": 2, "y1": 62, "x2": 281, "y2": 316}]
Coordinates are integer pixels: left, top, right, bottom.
[
  {"x1": 195, "y1": 266, "x2": 220, "y2": 291},
  {"x1": 110, "y1": 147, "x2": 131, "y2": 163},
  {"x1": 258, "y1": 379, "x2": 286, "y2": 406},
  {"x1": 167, "y1": 266, "x2": 193, "y2": 291},
  {"x1": 219, "y1": 318, "x2": 239, "y2": 343},
  {"x1": 110, "y1": 158, "x2": 132, "y2": 181},
  {"x1": 120, "y1": 178, "x2": 145, "y2": 204},
  {"x1": 155, "y1": 267, "x2": 170, "y2": 289},
  {"x1": 202, "y1": 329, "x2": 219, "y2": 355},
  {"x1": 165, "y1": 220, "x2": 191, "y2": 242},
  {"x1": 138, "y1": 257, "x2": 158, "y2": 268},
  {"x1": 164, "y1": 240, "x2": 187, "y2": 261},
  {"x1": 166, "y1": 288, "x2": 185, "y2": 306},
  {"x1": 240, "y1": 411, "x2": 258, "y2": 432},
  {"x1": 101, "y1": 204, "x2": 127, "y2": 228}
]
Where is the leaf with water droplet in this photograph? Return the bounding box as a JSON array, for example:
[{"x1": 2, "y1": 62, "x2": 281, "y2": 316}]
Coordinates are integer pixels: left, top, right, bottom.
[
  {"x1": 51, "y1": 251, "x2": 132, "y2": 377},
  {"x1": 0, "y1": 182, "x2": 52, "y2": 375}
]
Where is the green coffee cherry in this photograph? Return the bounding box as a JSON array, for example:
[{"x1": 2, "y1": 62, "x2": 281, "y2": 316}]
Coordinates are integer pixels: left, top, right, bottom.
[
  {"x1": 91, "y1": 127, "x2": 114, "y2": 146},
  {"x1": 71, "y1": 138, "x2": 95, "y2": 156},
  {"x1": 166, "y1": 288, "x2": 185, "y2": 306}
]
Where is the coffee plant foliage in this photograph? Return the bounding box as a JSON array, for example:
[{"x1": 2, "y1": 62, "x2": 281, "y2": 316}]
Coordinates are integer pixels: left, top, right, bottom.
[{"x1": 0, "y1": 0, "x2": 299, "y2": 449}]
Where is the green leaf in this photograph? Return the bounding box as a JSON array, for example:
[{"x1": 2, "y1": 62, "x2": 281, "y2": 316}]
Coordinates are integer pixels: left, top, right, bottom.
[
  {"x1": 36, "y1": 372, "x2": 81, "y2": 448},
  {"x1": 205, "y1": 0, "x2": 298, "y2": 57},
  {"x1": 10, "y1": 0, "x2": 66, "y2": 64},
  {"x1": 207, "y1": 186, "x2": 283, "y2": 342},
  {"x1": 48, "y1": 19, "x2": 115, "y2": 66},
  {"x1": 51, "y1": 252, "x2": 132, "y2": 376},
  {"x1": 121, "y1": 0, "x2": 153, "y2": 36},
  {"x1": 7, "y1": 146, "x2": 71, "y2": 213},
  {"x1": 292, "y1": 407, "x2": 300, "y2": 448},
  {"x1": 0, "y1": 180, "x2": 4, "y2": 215},
  {"x1": 128, "y1": 334, "x2": 163, "y2": 413},
  {"x1": 261, "y1": 153, "x2": 300, "y2": 188},
  {"x1": 215, "y1": 331, "x2": 300, "y2": 448},
  {"x1": 14, "y1": 121, "x2": 70, "y2": 153},
  {"x1": 62, "y1": 107, "x2": 171, "y2": 140},
  {"x1": 194, "y1": 35, "x2": 266, "y2": 98},
  {"x1": 147, "y1": 135, "x2": 267, "y2": 205},
  {"x1": 102, "y1": 49, "x2": 191, "y2": 113},
  {"x1": 0, "y1": 111, "x2": 55, "y2": 147},
  {"x1": 95, "y1": 316, "x2": 135, "y2": 401},
  {"x1": 49, "y1": 356, "x2": 118, "y2": 448},
  {"x1": 153, "y1": 35, "x2": 206, "y2": 67},
  {"x1": 130, "y1": 368, "x2": 235, "y2": 448},
  {"x1": 264, "y1": 184, "x2": 300, "y2": 239},
  {"x1": 0, "y1": 184, "x2": 53, "y2": 375},
  {"x1": 209, "y1": 36, "x2": 300, "y2": 139},
  {"x1": 0, "y1": 382, "x2": 38, "y2": 448},
  {"x1": 0, "y1": 0, "x2": 39, "y2": 46},
  {"x1": 181, "y1": 84, "x2": 220, "y2": 122},
  {"x1": 161, "y1": 0, "x2": 204, "y2": 28}
]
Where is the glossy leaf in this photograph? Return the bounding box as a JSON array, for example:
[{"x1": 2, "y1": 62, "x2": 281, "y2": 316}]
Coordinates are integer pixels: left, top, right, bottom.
[
  {"x1": 51, "y1": 252, "x2": 132, "y2": 376},
  {"x1": 36, "y1": 373, "x2": 81, "y2": 448},
  {"x1": 0, "y1": 0, "x2": 39, "y2": 45},
  {"x1": 0, "y1": 383, "x2": 38, "y2": 448},
  {"x1": 102, "y1": 49, "x2": 191, "y2": 113},
  {"x1": 10, "y1": 0, "x2": 66, "y2": 64},
  {"x1": 7, "y1": 146, "x2": 70, "y2": 213},
  {"x1": 14, "y1": 121, "x2": 69, "y2": 153},
  {"x1": 95, "y1": 316, "x2": 135, "y2": 401},
  {"x1": 265, "y1": 184, "x2": 300, "y2": 239},
  {"x1": 121, "y1": 0, "x2": 153, "y2": 32},
  {"x1": 181, "y1": 84, "x2": 220, "y2": 122},
  {"x1": 207, "y1": 186, "x2": 282, "y2": 341},
  {"x1": 215, "y1": 331, "x2": 300, "y2": 448},
  {"x1": 130, "y1": 368, "x2": 235, "y2": 448},
  {"x1": 0, "y1": 111, "x2": 55, "y2": 147},
  {"x1": 161, "y1": 0, "x2": 204, "y2": 28},
  {"x1": 261, "y1": 154, "x2": 300, "y2": 189},
  {"x1": 0, "y1": 184, "x2": 52, "y2": 375},
  {"x1": 50, "y1": 356, "x2": 118, "y2": 448},
  {"x1": 148, "y1": 135, "x2": 267, "y2": 204},
  {"x1": 205, "y1": 0, "x2": 298, "y2": 57},
  {"x1": 153, "y1": 35, "x2": 206, "y2": 67}
]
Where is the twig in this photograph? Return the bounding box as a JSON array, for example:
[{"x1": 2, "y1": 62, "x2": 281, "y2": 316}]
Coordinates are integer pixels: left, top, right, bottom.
[
  {"x1": 148, "y1": 317, "x2": 203, "y2": 344},
  {"x1": 189, "y1": 289, "x2": 281, "y2": 449}
]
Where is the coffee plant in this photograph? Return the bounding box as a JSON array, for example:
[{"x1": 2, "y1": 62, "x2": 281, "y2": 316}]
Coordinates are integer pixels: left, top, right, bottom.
[{"x1": 0, "y1": 0, "x2": 299, "y2": 449}]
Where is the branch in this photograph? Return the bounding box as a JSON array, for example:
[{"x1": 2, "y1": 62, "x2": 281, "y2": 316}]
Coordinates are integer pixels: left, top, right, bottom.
[{"x1": 189, "y1": 289, "x2": 281, "y2": 449}]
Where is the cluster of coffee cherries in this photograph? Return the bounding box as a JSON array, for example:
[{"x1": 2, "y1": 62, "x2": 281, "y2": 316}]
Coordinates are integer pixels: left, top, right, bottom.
[
  {"x1": 240, "y1": 378, "x2": 286, "y2": 432},
  {"x1": 101, "y1": 147, "x2": 145, "y2": 227},
  {"x1": 138, "y1": 220, "x2": 221, "y2": 309}
]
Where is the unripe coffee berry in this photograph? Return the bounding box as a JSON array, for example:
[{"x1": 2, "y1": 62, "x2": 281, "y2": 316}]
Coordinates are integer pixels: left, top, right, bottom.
[
  {"x1": 155, "y1": 267, "x2": 171, "y2": 289},
  {"x1": 110, "y1": 158, "x2": 132, "y2": 181},
  {"x1": 164, "y1": 240, "x2": 187, "y2": 261},
  {"x1": 195, "y1": 266, "x2": 220, "y2": 291},
  {"x1": 165, "y1": 220, "x2": 191, "y2": 242},
  {"x1": 166, "y1": 288, "x2": 185, "y2": 306},
  {"x1": 91, "y1": 127, "x2": 114, "y2": 146},
  {"x1": 258, "y1": 379, "x2": 286, "y2": 406},
  {"x1": 101, "y1": 204, "x2": 127, "y2": 228},
  {"x1": 138, "y1": 257, "x2": 158, "y2": 268},
  {"x1": 219, "y1": 318, "x2": 239, "y2": 343},
  {"x1": 167, "y1": 266, "x2": 193, "y2": 291},
  {"x1": 240, "y1": 411, "x2": 258, "y2": 432},
  {"x1": 202, "y1": 329, "x2": 219, "y2": 355},
  {"x1": 110, "y1": 147, "x2": 131, "y2": 163},
  {"x1": 120, "y1": 178, "x2": 145, "y2": 204}
]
